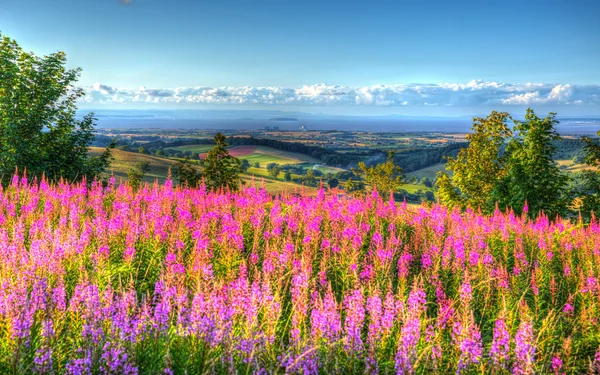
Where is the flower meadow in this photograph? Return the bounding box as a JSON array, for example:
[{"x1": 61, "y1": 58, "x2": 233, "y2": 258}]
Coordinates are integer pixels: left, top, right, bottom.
[{"x1": 1, "y1": 175, "x2": 600, "y2": 374}]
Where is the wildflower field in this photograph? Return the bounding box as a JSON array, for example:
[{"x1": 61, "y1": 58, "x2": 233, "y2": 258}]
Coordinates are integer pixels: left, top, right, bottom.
[{"x1": 1, "y1": 175, "x2": 600, "y2": 374}]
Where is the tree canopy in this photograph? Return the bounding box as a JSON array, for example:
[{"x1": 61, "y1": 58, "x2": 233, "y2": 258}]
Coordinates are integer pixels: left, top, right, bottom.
[
  {"x1": 0, "y1": 33, "x2": 111, "y2": 183},
  {"x1": 353, "y1": 151, "x2": 405, "y2": 196},
  {"x1": 436, "y1": 109, "x2": 570, "y2": 218},
  {"x1": 202, "y1": 133, "x2": 243, "y2": 191}
]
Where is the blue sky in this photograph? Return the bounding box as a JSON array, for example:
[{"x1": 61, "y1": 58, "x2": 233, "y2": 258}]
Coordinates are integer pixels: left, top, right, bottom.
[{"x1": 2, "y1": 0, "x2": 600, "y2": 115}]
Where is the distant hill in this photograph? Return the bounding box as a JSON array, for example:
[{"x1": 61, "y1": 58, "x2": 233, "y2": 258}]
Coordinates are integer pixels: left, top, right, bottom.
[{"x1": 89, "y1": 147, "x2": 319, "y2": 195}]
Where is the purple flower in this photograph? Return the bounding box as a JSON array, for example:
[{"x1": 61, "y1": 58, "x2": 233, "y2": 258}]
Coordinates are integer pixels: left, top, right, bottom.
[
  {"x1": 454, "y1": 322, "x2": 483, "y2": 374},
  {"x1": 513, "y1": 320, "x2": 535, "y2": 375},
  {"x1": 551, "y1": 355, "x2": 563, "y2": 374},
  {"x1": 344, "y1": 288, "x2": 365, "y2": 353},
  {"x1": 489, "y1": 318, "x2": 510, "y2": 368}
]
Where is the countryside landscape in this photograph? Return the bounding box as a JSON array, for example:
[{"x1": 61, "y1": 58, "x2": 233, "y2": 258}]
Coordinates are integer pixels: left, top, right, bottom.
[{"x1": 2, "y1": 0, "x2": 600, "y2": 374}]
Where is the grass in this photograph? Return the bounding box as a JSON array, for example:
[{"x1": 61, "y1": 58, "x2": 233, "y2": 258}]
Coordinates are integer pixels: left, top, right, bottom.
[
  {"x1": 164, "y1": 144, "x2": 214, "y2": 153},
  {"x1": 90, "y1": 147, "x2": 318, "y2": 195},
  {"x1": 556, "y1": 159, "x2": 598, "y2": 173},
  {"x1": 406, "y1": 163, "x2": 448, "y2": 180},
  {"x1": 401, "y1": 183, "x2": 433, "y2": 194},
  {"x1": 90, "y1": 147, "x2": 178, "y2": 183}
]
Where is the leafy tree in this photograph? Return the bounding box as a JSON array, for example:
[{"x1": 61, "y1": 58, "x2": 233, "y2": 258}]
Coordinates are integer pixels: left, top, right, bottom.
[
  {"x1": 492, "y1": 110, "x2": 569, "y2": 217},
  {"x1": 421, "y1": 177, "x2": 433, "y2": 188},
  {"x1": 155, "y1": 149, "x2": 164, "y2": 157},
  {"x1": 253, "y1": 161, "x2": 260, "y2": 168},
  {"x1": 436, "y1": 111, "x2": 512, "y2": 211},
  {"x1": 0, "y1": 33, "x2": 111, "y2": 183},
  {"x1": 138, "y1": 147, "x2": 145, "y2": 154},
  {"x1": 424, "y1": 191, "x2": 435, "y2": 202},
  {"x1": 328, "y1": 177, "x2": 339, "y2": 189},
  {"x1": 576, "y1": 132, "x2": 600, "y2": 217},
  {"x1": 352, "y1": 151, "x2": 405, "y2": 196},
  {"x1": 284, "y1": 171, "x2": 292, "y2": 182},
  {"x1": 302, "y1": 169, "x2": 317, "y2": 186},
  {"x1": 174, "y1": 159, "x2": 203, "y2": 187},
  {"x1": 128, "y1": 161, "x2": 150, "y2": 190},
  {"x1": 266, "y1": 163, "x2": 278, "y2": 171},
  {"x1": 240, "y1": 159, "x2": 250, "y2": 173},
  {"x1": 268, "y1": 165, "x2": 281, "y2": 179},
  {"x1": 342, "y1": 177, "x2": 364, "y2": 194},
  {"x1": 203, "y1": 133, "x2": 243, "y2": 191}
]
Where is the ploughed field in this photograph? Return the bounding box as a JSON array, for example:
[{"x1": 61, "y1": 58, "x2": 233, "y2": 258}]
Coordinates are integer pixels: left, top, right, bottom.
[{"x1": 1, "y1": 176, "x2": 599, "y2": 374}]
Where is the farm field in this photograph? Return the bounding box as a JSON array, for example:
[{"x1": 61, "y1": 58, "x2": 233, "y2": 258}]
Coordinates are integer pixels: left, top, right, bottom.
[
  {"x1": 556, "y1": 159, "x2": 598, "y2": 173},
  {"x1": 1, "y1": 180, "x2": 599, "y2": 373},
  {"x1": 406, "y1": 163, "x2": 448, "y2": 180},
  {"x1": 164, "y1": 144, "x2": 214, "y2": 153},
  {"x1": 89, "y1": 147, "x2": 178, "y2": 183},
  {"x1": 90, "y1": 147, "x2": 317, "y2": 195}
]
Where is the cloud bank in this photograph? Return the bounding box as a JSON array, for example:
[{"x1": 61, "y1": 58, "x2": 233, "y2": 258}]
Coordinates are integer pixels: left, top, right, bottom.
[{"x1": 82, "y1": 80, "x2": 600, "y2": 107}]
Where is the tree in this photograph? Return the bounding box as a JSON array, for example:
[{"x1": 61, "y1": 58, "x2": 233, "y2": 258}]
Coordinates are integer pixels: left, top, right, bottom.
[
  {"x1": 128, "y1": 161, "x2": 150, "y2": 190},
  {"x1": 436, "y1": 111, "x2": 512, "y2": 212},
  {"x1": 352, "y1": 151, "x2": 405, "y2": 196},
  {"x1": 266, "y1": 163, "x2": 278, "y2": 171},
  {"x1": 342, "y1": 177, "x2": 365, "y2": 194},
  {"x1": 240, "y1": 159, "x2": 250, "y2": 173},
  {"x1": 155, "y1": 149, "x2": 164, "y2": 157},
  {"x1": 0, "y1": 33, "x2": 111, "y2": 183},
  {"x1": 574, "y1": 132, "x2": 600, "y2": 218},
  {"x1": 421, "y1": 177, "x2": 433, "y2": 188},
  {"x1": 492, "y1": 109, "x2": 569, "y2": 217},
  {"x1": 203, "y1": 133, "x2": 243, "y2": 191},
  {"x1": 302, "y1": 169, "x2": 317, "y2": 186},
  {"x1": 328, "y1": 177, "x2": 339, "y2": 189},
  {"x1": 253, "y1": 162, "x2": 260, "y2": 168},
  {"x1": 138, "y1": 147, "x2": 145, "y2": 154},
  {"x1": 174, "y1": 159, "x2": 203, "y2": 187},
  {"x1": 284, "y1": 171, "x2": 292, "y2": 182},
  {"x1": 268, "y1": 165, "x2": 281, "y2": 179}
]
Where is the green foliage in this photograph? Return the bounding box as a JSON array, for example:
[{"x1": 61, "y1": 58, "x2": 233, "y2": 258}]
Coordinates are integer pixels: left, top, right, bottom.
[
  {"x1": 492, "y1": 109, "x2": 569, "y2": 217},
  {"x1": 127, "y1": 161, "x2": 150, "y2": 190},
  {"x1": 437, "y1": 109, "x2": 570, "y2": 218},
  {"x1": 421, "y1": 177, "x2": 433, "y2": 188},
  {"x1": 0, "y1": 33, "x2": 111, "y2": 183},
  {"x1": 328, "y1": 177, "x2": 339, "y2": 189},
  {"x1": 174, "y1": 159, "x2": 203, "y2": 187},
  {"x1": 352, "y1": 151, "x2": 405, "y2": 196},
  {"x1": 253, "y1": 161, "x2": 260, "y2": 168},
  {"x1": 302, "y1": 169, "x2": 318, "y2": 187},
  {"x1": 202, "y1": 133, "x2": 243, "y2": 191},
  {"x1": 268, "y1": 165, "x2": 281, "y2": 179},
  {"x1": 436, "y1": 111, "x2": 512, "y2": 212},
  {"x1": 240, "y1": 159, "x2": 250, "y2": 173},
  {"x1": 284, "y1": 170, "x2": 292, "y2": 182},
  {"x1": 575, "y1": 132, "x2": 600, "y2": 217}
]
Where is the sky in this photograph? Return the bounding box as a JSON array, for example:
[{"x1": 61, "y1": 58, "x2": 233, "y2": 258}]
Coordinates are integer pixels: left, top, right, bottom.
[{"x1": 1, "y1": 0, "x2": 600, "y2": 116}]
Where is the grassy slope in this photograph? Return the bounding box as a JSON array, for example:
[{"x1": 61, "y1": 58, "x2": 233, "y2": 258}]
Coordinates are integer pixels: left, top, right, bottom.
[
  {"x1": 556, "y1": 159, "x2": 598, "y2": 173},
  {"x1": 91, "y1": 147, "x2": 318, "y2": 195},
  {"x1": 90, "y1": 147, "x2": 178, "y2": 183},
  {"x1": 406, "y1": 163, "x2": 448, "y2": 180}
]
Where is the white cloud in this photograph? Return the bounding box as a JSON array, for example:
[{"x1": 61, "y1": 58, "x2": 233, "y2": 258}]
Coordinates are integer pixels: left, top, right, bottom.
[{"x1": 81, "y1": 81, "x2": 600, "y2": 107}]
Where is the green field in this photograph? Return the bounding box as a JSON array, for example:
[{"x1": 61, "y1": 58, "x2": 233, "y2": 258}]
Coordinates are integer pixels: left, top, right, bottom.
[
  {"x1": 90, "y1": 147, "x2": 178, "y2": 183},
  {"x1": 164, "y1": 144, "x2": 214, "y2": 153},
  {"x1": 90, "y1": 147, "x2": 318, "y2": 195},
  {"x1": 406, "y1": 163, "x2": 448, "y2": 180},
  {"x1": 401, "y1": 183, "x2": 434, "y2": 194}
]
